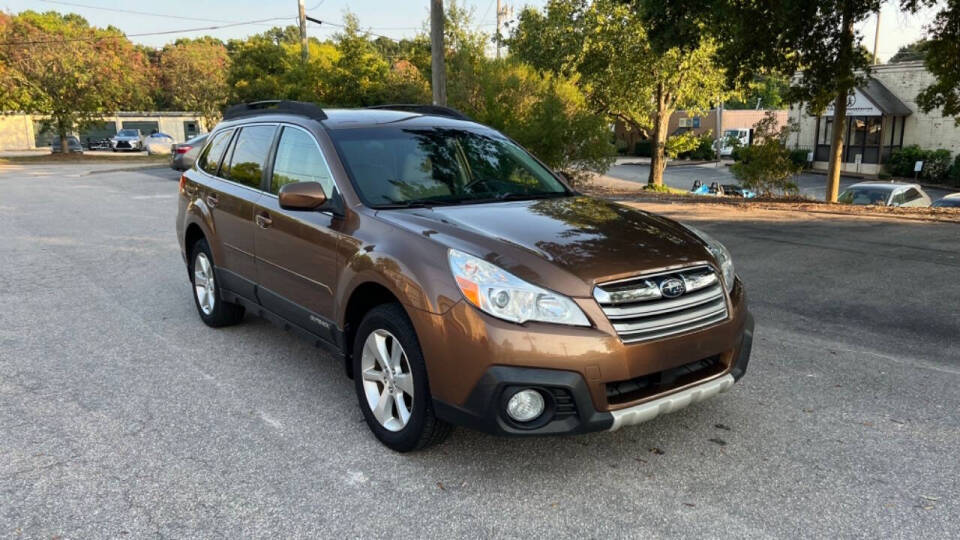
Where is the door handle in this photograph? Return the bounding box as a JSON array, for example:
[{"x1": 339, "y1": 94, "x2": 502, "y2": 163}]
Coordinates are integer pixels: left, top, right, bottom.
[
  {"x1": 205, "y1": 193, "x2": 219, "y2": 208},
  {"x1": 255, "y1": 212, "x2": 272, "y2": 229}
]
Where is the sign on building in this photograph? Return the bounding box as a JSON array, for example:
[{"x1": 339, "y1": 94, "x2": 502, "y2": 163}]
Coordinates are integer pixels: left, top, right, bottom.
[{"x1": 824, "y1": 88, "x2": 882, "y2": 117}]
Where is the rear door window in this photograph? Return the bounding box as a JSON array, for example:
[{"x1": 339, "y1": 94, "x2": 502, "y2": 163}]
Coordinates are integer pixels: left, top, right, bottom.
[
  {"x1": 270, "y1": 126, "x2": 336, "y2": 196},
  {"x1": 903, "y1": 188, "x2": 922, "y2": 203},
  {"x1": 198, "y1": 129, "x2": 234, "y2": 175},
  {"x1": 223, "y1": 125, "x2": 277, "y2": 189}
]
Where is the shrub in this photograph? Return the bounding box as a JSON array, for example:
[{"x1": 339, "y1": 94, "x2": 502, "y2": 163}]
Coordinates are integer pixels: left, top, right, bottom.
[
  {"x1": 679, "y1": 133, "x2": 717, "y2": 161},
  {"x1": 950, "y1": 154, "x2": 960, "y2": 186},
  {"x1": 924, "y1": 149, "x2": 952, "y2": 181},
  {"x1": 878, "y1": 172, "x2": 892, "y2": 180},
  {"x1": 730, "y1": 112, "x2": 801, "y2": 195},
  {"x1": 885, "y1": 145, "x2": 953, "y2": 181},
  {"x1": 633, "y1": 140, "x2": 652, "y2": 157},
  {"x1": 788, "y1": 149, "x2": 809, "y2": 168}
]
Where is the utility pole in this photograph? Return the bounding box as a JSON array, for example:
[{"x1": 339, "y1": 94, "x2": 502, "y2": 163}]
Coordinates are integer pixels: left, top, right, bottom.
[
  {"x1": 298, "y1": 0, "x2": 308, "y2": 63},
  {"x1": 872, "y1": 10, "x2": 881, "y2": 65},
  {"x1": 430, "y1": 0, "x2": 447, "y2": 106},
  {"x1": 496, "y1": 0, "x2": 502, "y2": 59}
]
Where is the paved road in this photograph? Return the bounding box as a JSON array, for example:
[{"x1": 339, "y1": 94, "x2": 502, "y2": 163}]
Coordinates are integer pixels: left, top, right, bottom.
[
  {"x1": 2, "y1": 165, "x2": 958, "y2": 537},
  {"x1": 607, "y1": 159, "x2": 956, "y2": 202}
]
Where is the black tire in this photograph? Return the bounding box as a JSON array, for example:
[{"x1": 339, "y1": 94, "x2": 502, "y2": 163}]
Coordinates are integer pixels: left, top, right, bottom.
[
  {"x1": 188, "y1": 238, "x2": 244, "y2": 327},
  {"x1": 353, "y1": 303, "x2": 451, "y2": 452}
]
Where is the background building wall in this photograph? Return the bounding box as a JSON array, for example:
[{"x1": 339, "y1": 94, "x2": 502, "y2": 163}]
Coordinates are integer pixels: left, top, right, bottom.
[
  {"x1": 790, "y1": 61, "x2": 960, "y2": 175},
  {"x1": 0, "y1": 114, "x2": 36, "y2": 151},
  {"x1": 2, "y1": 112, "x2": 205, "y2": 151}
]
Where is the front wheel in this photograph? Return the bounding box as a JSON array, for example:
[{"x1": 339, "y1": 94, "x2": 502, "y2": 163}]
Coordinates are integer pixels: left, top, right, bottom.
[
  {"x1": 353, "y1": 303, "x2": 450, "y2": 452},
  {"x1": 189, "y1": 239, "x2": 244, "y2": 327}
]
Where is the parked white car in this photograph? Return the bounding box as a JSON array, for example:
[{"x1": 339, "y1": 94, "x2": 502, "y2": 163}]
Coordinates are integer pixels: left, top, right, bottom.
[
  {"x1": 144, "y1": 132, "x2": 175, "y2": 155},
  {"x1": 110, "y1": 129, "x2": 143, "y2": 151},
  {"x1": 837, "y1": 182, "x2": 932, "y2": 207}
]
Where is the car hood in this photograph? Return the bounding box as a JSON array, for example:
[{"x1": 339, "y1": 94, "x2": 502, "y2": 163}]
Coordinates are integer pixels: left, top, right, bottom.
[{"x1": 376, "y1": 195, "x2": 713, "y2": 297}]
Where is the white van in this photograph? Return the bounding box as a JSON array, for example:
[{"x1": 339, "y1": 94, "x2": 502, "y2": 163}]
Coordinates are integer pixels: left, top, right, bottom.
[{"x1": 717, "y1": 128, "x2": 751, "y2": 157}]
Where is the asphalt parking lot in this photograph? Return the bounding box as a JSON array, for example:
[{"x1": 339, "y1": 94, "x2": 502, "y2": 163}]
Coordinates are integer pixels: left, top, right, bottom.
[{"x1": 2, "y1": 164, "x2": 958, "y2": 538}]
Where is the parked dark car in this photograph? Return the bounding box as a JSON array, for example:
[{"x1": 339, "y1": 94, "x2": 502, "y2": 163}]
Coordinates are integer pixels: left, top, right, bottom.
[
  {"x1": 171, "y1": 133, "x2": 208, "y2": 171},
  {"x1": 51, "y1": 136, "x2": 83, "y2": 154},
  {"x1": 177, "y1": 101, "x2": 752, "y2": 452}
]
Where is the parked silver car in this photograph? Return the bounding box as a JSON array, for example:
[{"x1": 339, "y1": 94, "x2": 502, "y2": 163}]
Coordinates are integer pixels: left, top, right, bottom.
[
  {"x1": 931, "y1": 193, "x2": 960, "y2": 208},
  {"x1": 145, "y1": 132, "x2": 175, "y2": 155},
  {"x1": 110, "y1": 129, "x2": 143, "y2": 151},
  {"x1": 837, "y1": 182, "x2": 932, "y2": 207},
  {"x1": 170, "y1": 133, "x2": 208, "y2": 171}
]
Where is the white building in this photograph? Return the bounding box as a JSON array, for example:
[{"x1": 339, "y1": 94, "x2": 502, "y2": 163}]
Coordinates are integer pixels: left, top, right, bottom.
[{"x1": 788, "y1": 61, "x2": 960, "y2": 176}]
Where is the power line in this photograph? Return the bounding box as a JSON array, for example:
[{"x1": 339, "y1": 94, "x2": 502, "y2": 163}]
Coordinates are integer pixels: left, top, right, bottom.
[
  {"x1": 0, "y1": 16, "x2": 296, "y2": 46},
  {"x1": 37, "y1": 0, "x2": 281, "y2": 26}
]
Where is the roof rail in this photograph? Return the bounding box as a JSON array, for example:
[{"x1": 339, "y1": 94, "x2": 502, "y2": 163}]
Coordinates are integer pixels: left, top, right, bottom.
[
  {"x1": 223, "y1": 100, "x2": 328, "y2": 121},
  {"x1": 366, "y1": 104, "x2": 471, "y2": 121}
]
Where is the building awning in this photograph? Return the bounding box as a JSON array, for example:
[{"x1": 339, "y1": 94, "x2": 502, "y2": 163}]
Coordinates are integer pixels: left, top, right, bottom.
[{"x1": 824, "y1": 77, "x2": 912, "y2": 117}]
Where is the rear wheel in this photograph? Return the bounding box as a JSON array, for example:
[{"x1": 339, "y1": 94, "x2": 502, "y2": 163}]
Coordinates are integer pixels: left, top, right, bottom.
[
  {"x1": 353, "y1": 303, "x2": 450, "y2": 452},
  {"x1": 189, "y1": 239, "x2": 244, "y2": 327}
]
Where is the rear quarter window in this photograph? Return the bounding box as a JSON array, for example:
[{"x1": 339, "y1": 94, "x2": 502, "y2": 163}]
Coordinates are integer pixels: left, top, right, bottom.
[{"x1": 198, "y1": 130, "x2": 234, "y2": 175}]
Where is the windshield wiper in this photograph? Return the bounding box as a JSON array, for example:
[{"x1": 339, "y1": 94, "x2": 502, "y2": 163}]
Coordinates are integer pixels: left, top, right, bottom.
[{"x1": 494, "y1": 191, "x2": 569, "y2": 201}]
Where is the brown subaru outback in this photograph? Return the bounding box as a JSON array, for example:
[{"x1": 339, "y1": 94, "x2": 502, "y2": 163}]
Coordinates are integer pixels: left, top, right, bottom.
[{"x1": 176, "y1": 101, "x2": 753, "y2": 452}]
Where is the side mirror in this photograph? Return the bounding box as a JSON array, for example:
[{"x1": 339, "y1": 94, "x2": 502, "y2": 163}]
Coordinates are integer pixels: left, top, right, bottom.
[{"x1": 278, "y1": 181, "x2": 327, "y2": 210}]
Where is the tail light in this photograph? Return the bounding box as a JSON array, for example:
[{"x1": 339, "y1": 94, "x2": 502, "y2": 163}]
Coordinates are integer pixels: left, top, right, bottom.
[
  {"x1": 175, "y1": 145, "x2": 192, "y2": 154},
  {"x1": 179, "y1": 174, "x2": 187, "y2": 194}
]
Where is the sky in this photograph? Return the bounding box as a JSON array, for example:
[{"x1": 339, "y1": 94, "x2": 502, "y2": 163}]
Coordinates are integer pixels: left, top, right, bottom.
[{"x1": 1, "y1": 0, "x2": 942, "y2": 62}]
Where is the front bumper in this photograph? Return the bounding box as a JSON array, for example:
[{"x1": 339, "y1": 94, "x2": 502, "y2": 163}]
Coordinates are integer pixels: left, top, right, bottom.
[{"x1": 426, "y1": 304, "x2": 754, "y2": 436}]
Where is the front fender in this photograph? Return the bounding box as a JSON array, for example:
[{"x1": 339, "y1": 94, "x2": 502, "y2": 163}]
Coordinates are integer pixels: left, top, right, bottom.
[{"x1": 335, "y1": 227, "x2": 462, "y2": 326}]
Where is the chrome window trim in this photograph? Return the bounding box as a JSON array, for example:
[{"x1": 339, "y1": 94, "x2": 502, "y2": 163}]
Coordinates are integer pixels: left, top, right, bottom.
[{"x1": 198, "y1": 122, "x2": 279, "y2": 194}]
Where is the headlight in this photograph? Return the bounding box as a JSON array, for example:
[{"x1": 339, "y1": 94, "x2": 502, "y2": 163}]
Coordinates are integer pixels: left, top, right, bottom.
[
  {"x1": 447, "y1": 249, "x2": 590, "y2": 326},
  {"x1": 685, "y1": 226, "x2": 736, "y2": 292}
]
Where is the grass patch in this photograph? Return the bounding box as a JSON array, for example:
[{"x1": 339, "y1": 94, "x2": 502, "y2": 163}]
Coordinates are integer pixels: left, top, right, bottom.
[
  {"x1": 0, "y1": 153, "x2": 169, "y2": 165},
  {"x1": 642, "y1": 183, "x2": 688, "y2": 195}
]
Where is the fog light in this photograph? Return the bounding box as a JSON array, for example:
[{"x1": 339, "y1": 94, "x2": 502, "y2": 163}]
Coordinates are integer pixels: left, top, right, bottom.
[{"x1": 506, "y1": 389, "x2": 545, "y2": 422}]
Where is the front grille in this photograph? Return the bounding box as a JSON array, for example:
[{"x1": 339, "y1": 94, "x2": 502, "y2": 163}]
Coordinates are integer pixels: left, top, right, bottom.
[
  {"x1": 594, "y1": 265, "x2": 729, "y2": 343},
  {"x1": 116, "y1": 140, "x2": 131, "y2": 148},
  {"x1": 606, "y1": 354, "x2": 725, "y2": 405}
]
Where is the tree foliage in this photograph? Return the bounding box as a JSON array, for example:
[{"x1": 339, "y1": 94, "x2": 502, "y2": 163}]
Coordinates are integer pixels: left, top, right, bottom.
[
  {"x1": 509, "y1": 0, "x2": 727, "y2": 185},
  {"x1": 159, "y1": 38, "x2": 231, "y2": 130},
  {"x1": 0, "y1": 11, "x2": 152, "y2": 151},
  {"x1": 916, "y1": 1, "x2": 960, "y2": 125},
  {"x1": 888, "y1": 39, "x2": 929, "y2": 63}
]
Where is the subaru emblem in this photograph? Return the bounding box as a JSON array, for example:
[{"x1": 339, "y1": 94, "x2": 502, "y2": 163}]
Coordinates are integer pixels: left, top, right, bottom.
[{"x1": 659, "y1": 277, "x2": 686, "y2": 299}]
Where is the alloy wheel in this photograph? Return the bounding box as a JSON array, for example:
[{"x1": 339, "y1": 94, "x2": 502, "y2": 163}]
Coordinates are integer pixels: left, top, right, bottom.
[
  {"x1": 193, "y1": 252, "x2": 216, "y2": 316},
  {"x1": 360, "y1": 329, "x2": 415, "y2": 432}
]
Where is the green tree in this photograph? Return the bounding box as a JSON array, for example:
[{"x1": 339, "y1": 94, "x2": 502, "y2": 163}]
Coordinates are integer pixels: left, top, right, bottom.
[
  {"x1": 0, "y1": 11, "x2": 152, "y2": 152},
  {"x1": 888, "y1": 39, "x2": 929, "y2": 63},
  {"x1": 227, "y1": 26, "x2": 337, "y2": 104},
  {"x1": 639, "y1": 0, "x2": 937, "y2": 202},
  {"x1": 725, "y1": 75, "x2": 790, "y2": 110},
  {"x1": 159, "y1": 39, "x2": 231, "y2": 130},
  {"x1": 730, "y1": 112, "x2": 802, "y2": 195},
  {"x1": 510, "y1": 0, "x2": 728, "y2": 186},
  {"x1": 325, "y1": 14, "x2": 390, "y2": 106},
  {"x1": 916, "y1": 2, "x2": 960, "y2": 125},
  {"x1": 452, "y1": 59, "x2": 615, "y2": 175}
]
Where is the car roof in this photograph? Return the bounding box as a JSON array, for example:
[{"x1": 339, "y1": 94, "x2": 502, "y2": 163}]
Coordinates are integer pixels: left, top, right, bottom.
[
  {"x1": 320, "y1": 108, "x2": 480, "y2": 130},
  {"x1": 217, "y1": 108, "x2": 484, "y2": 132},
  {"x1": 846, "y1": 181, "x2": 920, "y2": 191}
]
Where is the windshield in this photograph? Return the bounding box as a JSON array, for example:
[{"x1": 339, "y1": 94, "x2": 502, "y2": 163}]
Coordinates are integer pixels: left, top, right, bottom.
[
  {"x1": 838, "y1": 188, "x2": 891, "y2": 205},
  {"x1": 118, "y1": 129, "x2": 138, "y2": 137},
  {"x1": 329, "y1": 127, "x2": 569, "y2": 207}
]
